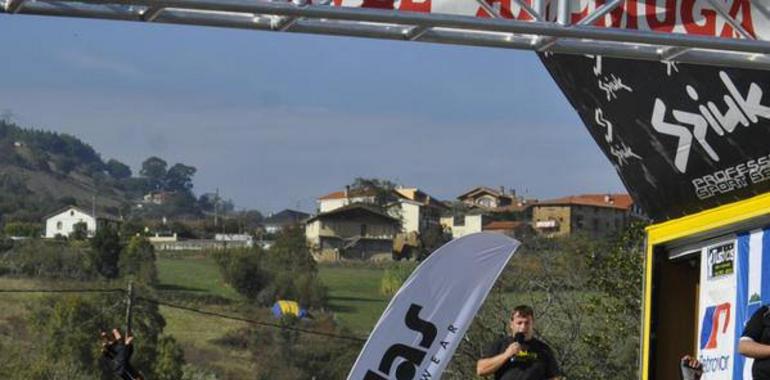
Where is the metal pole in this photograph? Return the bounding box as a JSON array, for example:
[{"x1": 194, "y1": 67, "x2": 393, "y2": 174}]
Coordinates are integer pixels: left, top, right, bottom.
[{"x1": 125, "y1": 281, "x2": 134, "y2": 336}]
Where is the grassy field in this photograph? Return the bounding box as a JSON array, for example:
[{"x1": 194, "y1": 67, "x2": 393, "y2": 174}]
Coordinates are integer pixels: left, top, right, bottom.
[
  {"x1": 156, "y1": 255, "x2": 241, "y2": 300},
  {"x1": 317, "y1": 265, "x2": 389, "y2": 334},
  {"x1": 156, "y1": 256, "x2": 390, "y2": 334},
  {"x1": 0, "y1": 256, "x2": 391, "y2": 378}
]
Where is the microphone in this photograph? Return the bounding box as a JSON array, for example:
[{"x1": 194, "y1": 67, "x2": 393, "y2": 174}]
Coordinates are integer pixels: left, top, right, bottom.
[{"x1": 510, "y1": 333, "x2": 526, "y2": 363}]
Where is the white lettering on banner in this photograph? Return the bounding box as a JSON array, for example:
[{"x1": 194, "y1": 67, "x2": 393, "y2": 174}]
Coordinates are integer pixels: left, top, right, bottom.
[
  {"x1": 651, "y1": 72, "x2": 770, "y2": 173},
  {"x1": 592, "y1": 55, "x2": 602, "y2": 76},
  {"x1": 692, "y1": 153, "x2": 770, "y2": 199},
  {"x1": 595, "y1": 108, "x2": 642, "y2": 168},
  {"x1": 664, "y1": 61, "x2": 679, "y2": 77},
  {"x1": 598, "y1": 73, "x2": 633, "y2": 101}
]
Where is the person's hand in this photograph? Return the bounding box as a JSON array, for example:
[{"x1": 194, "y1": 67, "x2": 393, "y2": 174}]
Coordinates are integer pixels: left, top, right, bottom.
[
  {"x1": 504, "y1": 342, "x2": 522, "y2": 359},
  {"x1": 681, "y1": 355, "x2": 703, "y2": 380}
]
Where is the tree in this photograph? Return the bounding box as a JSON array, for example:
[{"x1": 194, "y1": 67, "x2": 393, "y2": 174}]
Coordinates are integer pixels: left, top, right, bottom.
[
  {"x1": 119, "y1": 236, "x2": 159, "y2": 285},
  {"x1": 266, "y1": 226, "x2": 316, "y2": 274},
  {"x1": 445, "y1": 227, "x2": 646, "y2": 380},
  {"x1": 140, "y1": 156, "x2": 168, "y2": 190},
  {"x1": 213, "y1": 248, "x2": 269, "y2": 301},
  {"x1": 90, "y1": 224, "x2": 121, "y2": 278},
  {"x1": 106, "y1": 158, "x2": 132, "y2": 180},
  {"x1": 349, "y1": 177, "x2": 398, "y2": 208},
  {"x1": 70, "y1": 221, "x2": 89, "y2": 240},
  {"x1": 3, "y1": 222, "x2": 42, "y2": 238},
  {"x1": 29, "y1": 295, "x2": 118, "y2": 377},
  {"x1": 165, "y1": 163, "x2": 196, "y2": 193},
  {"x1": 153, "y1": 335, "x2": 185, "y2": 380},
  {"x1": 262, "y1": 226, "x2": 327, "y2": 307}
]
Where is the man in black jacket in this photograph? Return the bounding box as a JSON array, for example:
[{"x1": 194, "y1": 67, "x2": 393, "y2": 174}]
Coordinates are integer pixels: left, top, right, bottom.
[
  {"x1": 476, "y1": 305, "x2": 561, "y2": 380},
  {"x1": 739, "y1": 305, "x2": 770, "y2": 379}
]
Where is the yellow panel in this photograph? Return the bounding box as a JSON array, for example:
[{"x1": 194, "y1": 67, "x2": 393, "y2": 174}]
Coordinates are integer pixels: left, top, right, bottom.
[
  {"x1": 646, "y1": 192, "x2": 770, "y2": 246},
  {"x1": 641, "y1": 192, "x2": 770, "y2": 380}
]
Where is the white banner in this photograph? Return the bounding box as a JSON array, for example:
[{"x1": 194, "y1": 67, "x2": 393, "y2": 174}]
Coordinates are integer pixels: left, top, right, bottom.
[
  {"x1": 347, "y1": 232, "x2": 519, "y2": 380},
  {"x1": 698, "y1": 240, "x2": 737, "y2": 379}
]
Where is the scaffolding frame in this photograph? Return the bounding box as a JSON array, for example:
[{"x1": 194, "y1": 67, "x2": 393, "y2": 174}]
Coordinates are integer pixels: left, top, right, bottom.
[{"x1": 3, "y1": 0, "x2": 770, "y2": 70}]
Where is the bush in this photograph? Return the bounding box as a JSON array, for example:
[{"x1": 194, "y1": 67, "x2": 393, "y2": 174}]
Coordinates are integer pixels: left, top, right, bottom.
[
  {"x1": 3, "y1": 222, "x2": 42, "y2": 237},
  {"x1": 120, "y1": 236, "x2": 159, "y2": 285},
  {"x1": 90, "y1": 224, "x2": 121, "y2": 279},
  {"x1": 0, "y1": 240, "x2": 97, "y2": 280},
  {"x1": 153, "y1": 335, "x2": 186, "y2": 380},
  {"x1": 71, "y1": 221, "x2": 88, "y2": 240},
  {"x1": 226, "y1": 314, "x2": 361, "y2": 379},
  {"x1": 380, "y1": 261, "x2": 418, "y2": 296},
  {"x1": 213, "y1": 248, "x2": 270, "y2": 301}
]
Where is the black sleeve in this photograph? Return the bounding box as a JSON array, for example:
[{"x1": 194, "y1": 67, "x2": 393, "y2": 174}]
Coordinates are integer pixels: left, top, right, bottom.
[
  {"x1": 544, "y1": 345, "x2": 561, "y2": 378},
  {"x1": 482, "y1": 338, "x2": 502, "y2": 359},
  {"x1": 742, "y1": 306, "x2": 768, "y2": 342}
]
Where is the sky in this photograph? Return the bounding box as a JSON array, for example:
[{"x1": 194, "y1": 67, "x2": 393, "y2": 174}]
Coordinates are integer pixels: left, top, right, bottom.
[{"x1": 0, "y1": 12, "x2": 625, "y2": 213}]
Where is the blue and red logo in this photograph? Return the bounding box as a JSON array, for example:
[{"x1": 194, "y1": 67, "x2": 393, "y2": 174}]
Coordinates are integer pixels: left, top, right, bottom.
[{"x1": 700, "y1": 303, "x2": 731, "y2": 350}]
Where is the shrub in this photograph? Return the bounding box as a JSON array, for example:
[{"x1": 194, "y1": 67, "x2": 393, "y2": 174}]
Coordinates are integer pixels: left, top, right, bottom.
[
  {"x1": 0, "y1": 240, "x2": 96, "y2": 280},
  {"x1": 380, "y1": 261, "x2": 418, "y2": 296},
  {"x1": 213, "y1": 248, "x2": 269, "y2": 301},
  {"x1": 120, "y1": 236, "x2": 159, "y2": 285}
]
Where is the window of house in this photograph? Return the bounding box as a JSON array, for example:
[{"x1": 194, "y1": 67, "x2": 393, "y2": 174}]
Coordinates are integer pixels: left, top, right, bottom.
[
  {"x1": 56, "y1": 221, "x2": 62, "y2": 230},
  {"x1": 360, "y1": 224, "x2": 367, "y2": 236},
  {"x1": 576, "y1": 216, "x2": 584, "y2": 229},
  {"x1": 70, "y1": 210, "x2": 74, "y2": 216},
  {"x1": 593, "y1": 219, "x2": 599, "y2": 230}
]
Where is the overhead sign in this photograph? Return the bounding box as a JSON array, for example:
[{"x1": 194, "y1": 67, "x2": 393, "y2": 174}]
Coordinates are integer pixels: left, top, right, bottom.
[
  {"x1": 347, "y1": 232, "x2": 519, "y2": 380},
  {"x1": 539, "y1": 53, "x2": 770, "y2": 221},
  {"x1": 332, "y1": 0, "x2": 770, "y2": 39}
]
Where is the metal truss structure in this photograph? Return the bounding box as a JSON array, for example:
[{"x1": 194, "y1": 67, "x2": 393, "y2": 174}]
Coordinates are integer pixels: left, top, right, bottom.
[{"x1": 3, "y1": 0, "x2": 770, "y2": 70}]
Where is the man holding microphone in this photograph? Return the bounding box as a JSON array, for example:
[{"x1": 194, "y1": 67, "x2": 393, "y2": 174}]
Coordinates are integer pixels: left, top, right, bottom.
[{"x1": 476, "y1": 305, "x2": 561, "y2": 380}]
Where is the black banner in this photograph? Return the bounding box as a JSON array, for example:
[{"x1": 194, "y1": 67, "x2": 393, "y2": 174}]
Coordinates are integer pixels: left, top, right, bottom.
[{"x1": 539, "y1": 53, "x2": 770, "y2": 222}]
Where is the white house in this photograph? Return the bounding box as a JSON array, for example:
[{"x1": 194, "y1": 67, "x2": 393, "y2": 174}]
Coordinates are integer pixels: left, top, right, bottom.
[
  {"x1": 440, "y1": 213, "x2": 489, "y2": 239},
  {"x1": 44, "y1": 206, "x2": 120, "y2": 238}
]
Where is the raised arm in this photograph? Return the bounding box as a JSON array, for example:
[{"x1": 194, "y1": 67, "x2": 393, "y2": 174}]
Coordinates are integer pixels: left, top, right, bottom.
[{"x1": 476, "y1": 342, "x2": 519, "y2": 376}]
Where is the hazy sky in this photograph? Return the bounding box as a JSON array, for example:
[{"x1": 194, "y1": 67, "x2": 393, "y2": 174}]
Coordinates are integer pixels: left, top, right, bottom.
[{"x1": 0, "y1": 13, "x2": 625, "y2": 213}]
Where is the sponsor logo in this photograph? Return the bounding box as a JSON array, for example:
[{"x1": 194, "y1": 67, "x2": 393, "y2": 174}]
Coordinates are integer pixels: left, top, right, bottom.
[
  {"x1": 595, "y1": 108, "x2": 642, "y2": 168},
  {"x1": 651, "y1": 72, "x2": 770, "y2": 173},
  {"x1": 364, "y1": 303, "x2": 437, "y2": 380},
  {"x1": 707, "y1": 243, "x2": 735, "y2": 279},
  {"x1": 698, "y1": 354, "x2": 731, "y2": 374},
  {"x1": 700, "y1": 303, "x2": 731, "y2": 350}
]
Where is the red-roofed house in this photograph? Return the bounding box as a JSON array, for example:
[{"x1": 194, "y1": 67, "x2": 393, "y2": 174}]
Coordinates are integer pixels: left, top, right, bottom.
[
  {"x1": 317, "y1": 186, "x2": 378, "y2": 213},
  {"x1": 482, "y1": 220, "x2": 535, "y2": 239},
  {"x1": 530, "y1": 193, "x2": 644, "y2": 237}
]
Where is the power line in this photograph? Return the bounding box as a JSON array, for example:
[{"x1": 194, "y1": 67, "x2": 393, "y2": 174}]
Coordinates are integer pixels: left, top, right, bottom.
[
  {"x1": 0, "y1": 288, "x2": 125, "y2": 294},
  {"x1": 136, "y1": 296, "x2": 368, "y2": 343},
  {"x1": 0, "y1": 287, "x2": 369, "y2": 343}
]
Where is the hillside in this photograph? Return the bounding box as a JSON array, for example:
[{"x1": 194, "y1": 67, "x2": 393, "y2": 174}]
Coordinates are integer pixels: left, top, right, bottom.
[{"x1": 0, "y1": 120, "x2": 138, "y2": 222}]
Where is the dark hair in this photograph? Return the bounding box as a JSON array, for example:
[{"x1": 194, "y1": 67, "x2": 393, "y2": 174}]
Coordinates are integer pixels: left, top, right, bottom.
[{"x1": 511, "y1": 305, "x2": 534, "y2": 319}]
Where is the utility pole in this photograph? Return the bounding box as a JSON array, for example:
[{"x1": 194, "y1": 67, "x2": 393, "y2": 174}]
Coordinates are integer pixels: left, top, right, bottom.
[
  {"x1": 125, "y1": 281, "x2": 134, "y2": 336},
  {"x1": 214, "y1": 187, "x2": 219, "y2": 228}
]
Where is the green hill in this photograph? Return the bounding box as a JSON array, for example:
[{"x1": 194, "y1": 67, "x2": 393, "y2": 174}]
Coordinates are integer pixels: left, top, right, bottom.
[{"x1": 0, "y1": 120, "x2": 140, "y2": 222}]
